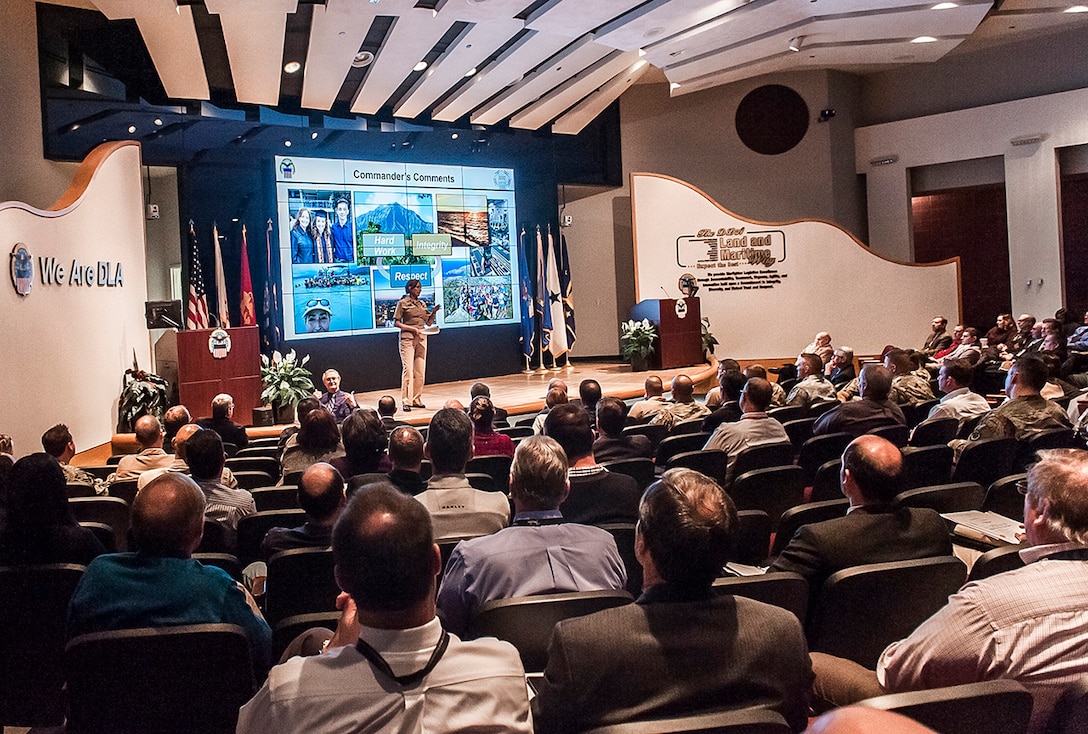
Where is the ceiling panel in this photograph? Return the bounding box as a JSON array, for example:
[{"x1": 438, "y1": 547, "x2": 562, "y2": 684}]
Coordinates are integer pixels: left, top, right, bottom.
[
  {"x1": 525, "y1": 0, "x2": 647, "y2": 37},
  {"x1": 551, "y1": 57, "x2": 651, "y2": 135},
  {"x1": 300, "y1": 0, "x2": 386, "y2": 110},
  {"x1": 205, "y1": 0, "x2": 297, "y2": 106},
  {"x1": 510, "y1": 49, "x2": 639, "y2": 130}
]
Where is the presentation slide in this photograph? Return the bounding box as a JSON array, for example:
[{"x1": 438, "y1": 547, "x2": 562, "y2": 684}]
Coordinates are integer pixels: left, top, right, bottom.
[{"x1": 274, "y1": 155, "x2": 519, "y2": 340}]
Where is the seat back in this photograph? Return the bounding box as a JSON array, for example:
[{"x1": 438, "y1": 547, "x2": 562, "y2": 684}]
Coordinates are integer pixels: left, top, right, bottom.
[
  {"x1": 107, "y1": 479, "x2": 139, "y2": 505},
  {"x1": 868, "y1": 423, "x2": 909, "y2": 447},
  {"x1": 599, "y1": 458, "x2": 656, "y2": 490},
  {"x1": 68, "y1": 496, "x2": 131, "y2": 551},
  {"x1": 909, "y1": 416, "x2": 958, "y2": 447},
  {"x1": 967, "y1": 545, "x2": 1027, "y2": 582},
  {"x1": 235, "y1": 445, "x2": 280, "y2": 460},
  {"x1": 810, "y1": 459, "x2": 844, "y2": 503},
  {"x1": 264, "y1": 547, "x2": 339, "y2": 626},
  {"x1": 952, "y1": 437, "x2": 1018, "y2": 487},
  {"x1": 497, "y1": 425, "x2": 534, "y2": 439},
  {"x1": 771, "y1": 499, "x2": 849, "y2": 557},
  {"x1": 65, "y1": 623, "x2": 256, "y2": 734},
  {"x1": 67, "y1": 482, "x2": 97, "y2": 498},
  {"x1": 798, "y1": 433, "x2": 853, "y2": 485},
  {"x1": 730, "y1": 466, "x2": 806, "y2": 532},
  {"x1": 251, "y1": 486, "x2": 300, "y2": 511},
  {"x1": 581, "y1": 707, "x2": 791, "y2": 734},
  {"x1": 466, "y1": 454, "x2": 513, "y2": 489},
  {"x1": 671, "y1": 418, "x2": 708, "y2": 435},
  {"x1": 982, "y1": 472, "x2": 1029, "y2": 520},
  {"x1": 894, "y1": 481, "x2": 984, "y2": 514},
  {"x1": 623, "y1": 424, "x2": 669, "y2": 453},
  {"x1": 0, "y1": 564, "x2": 86, "y2": 726},
  {"x1": 471, "y1": 590, "x2": 634, "y2": 672},
  {"x1": 597, "y1": 523, "x2": 642, "y2": 597},
  {"x1": 781, "y1": 418, "x2": 816, "y2": 452},
  {"x1": 226, "y1": 456, "x2": 280, "y2": 477},
  {"x1": 807, "y1": 556, "x2": 967, "y2": 667},
  {"x1": 712, "y1": 572, "x2": 809, "y2": 624},
  {"x1": 656, "y1": 433, "x2": 712, "y2": 465},
  {"x1": 809, "y1": 400, "x2": 840, "y2": 418},
  {"x1": 1018, "y1": 428, "x2": 1084, "y2": 471},
  {"x1": 196, "y1": 518, "x2": 237, "y2": 555},
  {"x1": 769, "y1": 406, "x2": 806, "y2": 424},
  {"x1": 857, "y1": 679, "x2": 1033, "y2": 734},
  {"x1": 79, "y1": 522, "x2": 117, "y2": 552},
  {"x1": 730, "y1": 510, "x2": 771, "y2": 566},
  {"x1": 231, "y1": 470, "x2": 275, "y2": 490},
  {"x1": 900, "y1": 445, "x2": 954, "y2": 489},
  {"x1": 236, "y1": 509, "x2": 308, "y2": 566},
  {"x1": 271, "y1": 612, "x2": 342, "y2": 662},
  {"x1": 666, "y1": 450, "x2": 729, "y2": 485},
  {"x1": 465, "y1": 472, "x2": 496, "y2": 492},
  {"x1": 902, "y1": 400, "x2": 940, "y2": 428},
  {"x1": 729, "y1": 443, "x2": 795, "y2": 489},
  {"x1": 192, "y1": 552, "x2": 243, "y2": 581},
  {"x1": 1046, "y1": 677, "x2": 1088, "y2": 734}
]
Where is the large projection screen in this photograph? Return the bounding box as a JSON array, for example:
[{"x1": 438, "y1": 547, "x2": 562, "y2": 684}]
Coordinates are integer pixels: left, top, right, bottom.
[{"x1": 275, "y1": 155, "x2": 519, "y2": 341}]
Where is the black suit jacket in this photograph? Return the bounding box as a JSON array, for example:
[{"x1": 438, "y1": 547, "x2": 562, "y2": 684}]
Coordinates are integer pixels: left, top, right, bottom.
[
  {"x1": 768, "y1": 505, "x2": 952, "y2": 603},
  {"x1": 532, "y1": 590, "x2": 813, "y2": 733}
]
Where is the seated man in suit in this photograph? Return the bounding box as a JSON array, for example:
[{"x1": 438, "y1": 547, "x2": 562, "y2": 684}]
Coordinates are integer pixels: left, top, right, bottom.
[
  {"x1": 197, "y1": 393, "x2": 249, "y2": 450},
  {"x1": 813, "y1": 365, "x2": 906, "y2": 437},
  {"x1": 532, "y1": 468, "x2": 813, "y2": 733},
  {"x1": 592, "y1": 397, "x2": 653, "y2": 463},
  {"x1": 261, "y1": 462, "x2": 345, "y2": 559},
  {"x1": 376, "y1": 395, "x2": 407, "y2": 433},
  {"x1": 767, "y1": 434, "x2": 951, "y2": 597},
  {"x1": 436, "y1": 436, "x2": 626, "y2": 636},
  {"x1": 413, "y1": 408, "x2": 510, "y2": 540},
  {"x1": 826, "y1": 346, "x2": 857, "y2": 388},
  {"x1": 349, "y1": 426, "x2": 427, "y2": 497},
  {"x1": 921, "y1": 315, "x2": 953, "y2": 356},
  {"x1": 547, "y1": 403, "x2": 641, "y2": 525}
]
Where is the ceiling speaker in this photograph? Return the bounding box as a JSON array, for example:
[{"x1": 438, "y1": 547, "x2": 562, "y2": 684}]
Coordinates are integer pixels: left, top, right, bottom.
[{"x1": 735, "y1": 84, "x2": 809, "y2": 156}]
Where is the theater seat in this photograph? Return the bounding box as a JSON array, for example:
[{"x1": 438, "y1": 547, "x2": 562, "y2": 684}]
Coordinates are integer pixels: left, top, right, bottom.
[
  {"x1": 894, "y1": 481, "x2": 984, "y2": 515},
  {"x1": 967, "y1": 545, "x2": 1026, "y2": 582},
  {"x1": 712, "y1": 573, "x2": 808, "y2": 624},
  {"x1": 771, "y1": 499, "x2": 849, "y2": 557},
  {"x1": 599, "y1": 458, "x2": 655, "y2": 490},
  {"x1": 730, "y1": 466, "x2": 805, "y2": 533},
  {"x1": 857, "y1": 679, "x2": 1032, "y2": 734},
  {"x1": 264, "y1": 547, "x2": 339, "y2": 627},
  {"x1": 581, "y1": 708, "x2": 791, "y2": 734}
]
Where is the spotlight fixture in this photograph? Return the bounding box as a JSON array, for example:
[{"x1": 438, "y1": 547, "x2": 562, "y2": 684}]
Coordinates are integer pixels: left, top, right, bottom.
[
  {"x1": 284, "y1": 140, "x2": 292, "y2": 147},
  {"x1": 413, "y1": 61, "x2": 429, "y2": 72},
  {"x1": 284, "y1": 61, "x2": 302, "y2": 74},
  {"x1": 352, "y1": 51, "x2": 375, "y2": 69},
  {"x1": 464, "y1": 67, "x2": 477, "y2": 78},
  {"x1": 153, "y1": 118, "x2": 163, "y2": 126},
  {"x1": 788, "y1": 36, "x2": 804, "y2": 52},
  {"x1": 869, "y1": 155, "x2": 899, "y2": 166},
  {"x1": 311, "y1": 131, "x2": 319, "y2": 140},
  {"x1": 817, "y1": 108, "x2": 836, "y2": 122},
  {"x1": 127, "y1": 125, "x2": 137, "y2": 133}
]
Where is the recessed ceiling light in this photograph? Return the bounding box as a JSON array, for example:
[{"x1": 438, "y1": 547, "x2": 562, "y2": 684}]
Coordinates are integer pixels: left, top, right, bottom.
[
  {"x1": 931, "y1": 2, "x2": 957, "y2": 8},
  {"x1": 284, "y1": 61, "x2": 302, "y2": 74},
  {"x1": 451, "y1": 133, "x2": 459, "y2": 139},
  {"x1": 911, "y1": 36, "x2": 938, "y2": 43},
  {"x1": 127, "y1": 125, "x2": 137, "y2": 133},
  {"x1": 231, "y1": 218, "x2": 239, "y2": 222},
  {"x1": 352, "y1": 51, "x2": 375, "y2": 68},
  {"x1": 644, "y1": 27, "x2": 664, "y2": 39},
  {"x1": 464, "y1": 67, "x2": 477, "y2": 78},
  {"x1": 311, "y1": 131, "x2": 319, "y2": 140},
  {"x1": 413, "y1": 61, "x2": 428, "y2": 72},
  {"x1": 284, "y1": 140, "x2": 292, "y2": 147},
  {"x1": 153, "y1": 118, "x2": 163, "y2": 126},
  {"x1": 788, "y1": 36, "x2": 804, "y2": 52},
  {"x1": 1066, "y1": 5, "x2": 1088, "y2": 11}
]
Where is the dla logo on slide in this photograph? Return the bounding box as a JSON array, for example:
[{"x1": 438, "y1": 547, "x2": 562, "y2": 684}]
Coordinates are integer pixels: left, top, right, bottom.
[
  {"x1": 10, "y1": 243, "x2": 32, "y2": 296},
  {"x1": 279, "y1": 159, "x2": 295, "y2": 179}
]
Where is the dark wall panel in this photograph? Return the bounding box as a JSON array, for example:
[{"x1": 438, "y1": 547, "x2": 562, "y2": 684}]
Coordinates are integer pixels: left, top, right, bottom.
[{"x1": 1061, "y1": 173, "x2": 1088, "y2": 317}]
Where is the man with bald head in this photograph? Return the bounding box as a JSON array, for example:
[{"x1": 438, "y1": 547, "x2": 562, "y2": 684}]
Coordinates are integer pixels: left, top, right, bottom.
[
  {"x1": 768, "y1": 435, "x2": 950, "y2": 595},
  {"x1": 649, "y1": 374, "x2": 710, "y2": 430},
  {"x1": 628, "y1": 375, "x2": 669, "y2": 422},
  {"x1": 813, "y1": 365, "x2": 906, "y2": 437},
  {"x1": 136, "y1": 423, "x2": 240, "y2": 490},
  {"x1": 111, "y1": 415, "x2": 173, "y2": 482},
  {"x1": 262, "y1": 462, "x2": 345, "y2": 559},
  {"x1": 162, "y1": 404, "x2": 191, "y2": 452},
  {"x1": 67, "y1": 472, "x2": 272, "y2": 673}
]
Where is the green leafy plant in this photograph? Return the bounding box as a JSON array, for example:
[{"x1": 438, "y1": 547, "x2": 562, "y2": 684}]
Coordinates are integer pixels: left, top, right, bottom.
[
  {"x1": 260, "y1": 349, "x2": 315, "y2": 411},
  {"x1": 701, "y1": 317, "x2": 719, "y2": 356},
  {"x1": 118, "y1": 368, "x2": 170, "y2": 432},
  {"x1": 620, "y1": 318, "x2": 658, "y2": 362}
]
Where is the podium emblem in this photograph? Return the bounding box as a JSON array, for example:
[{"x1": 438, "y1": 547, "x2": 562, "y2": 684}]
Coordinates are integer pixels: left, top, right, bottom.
[{"x1": 208, "y1": 328, "x2": 232, "y2": 359}]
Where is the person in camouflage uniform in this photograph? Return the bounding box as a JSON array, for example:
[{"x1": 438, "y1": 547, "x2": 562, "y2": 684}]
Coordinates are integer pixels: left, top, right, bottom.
[
  {"x1": 41, "y1": 423, "x2": 106, "y2": 495},
  {"x1": 649, "y1": 374, "x2": 710, "y2": 430},
  {"x1": 884, "y1": 349, "x2": 936, "y2": 406},
  {"x1": 787, "y1": 353, "x2": 839, "y2": 409}
]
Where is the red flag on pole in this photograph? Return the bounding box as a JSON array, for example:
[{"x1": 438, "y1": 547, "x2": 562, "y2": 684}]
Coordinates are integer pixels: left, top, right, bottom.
[{"x1": 239, "y1": 224, "x2": 256, "y2": 326}]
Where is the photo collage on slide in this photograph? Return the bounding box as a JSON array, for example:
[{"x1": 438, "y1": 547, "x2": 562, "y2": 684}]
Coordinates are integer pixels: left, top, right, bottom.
[{"x1": 275, "y1": 156, "x2": 518, "y2": 340}]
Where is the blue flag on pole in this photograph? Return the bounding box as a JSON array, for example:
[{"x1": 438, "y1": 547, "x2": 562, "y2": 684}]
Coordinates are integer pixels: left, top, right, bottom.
[
  {"x1": 559, "y1": 231, "x2": 576, "y2": 352},
  {"x1": 517, "y1": 227, "x2": 535, "y2": 363}
]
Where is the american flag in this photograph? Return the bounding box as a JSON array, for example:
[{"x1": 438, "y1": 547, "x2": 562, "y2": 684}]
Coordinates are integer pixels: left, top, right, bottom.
[{"x1": 186, "y1": 221, "x2": 209, "y2": 330}]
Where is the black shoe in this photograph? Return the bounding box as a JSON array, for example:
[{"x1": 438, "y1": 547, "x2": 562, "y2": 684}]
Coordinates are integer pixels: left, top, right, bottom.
[
  {"x1": 403, "y1": 404, "x2": 412, "y2": 412},
  {"x1": 412, "y1": 402, "x2": 426, "y2": 409}
]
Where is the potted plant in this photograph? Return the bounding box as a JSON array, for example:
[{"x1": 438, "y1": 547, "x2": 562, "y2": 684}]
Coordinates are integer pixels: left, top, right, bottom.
[
  {"x1": 260, "y1": 349, "x2": 315, "y2": 424},
  {"x1": 701, "y1": 317, "x2": 719, "y2": 359},
  {"x1": 118, "y1": 367, "x2": 170, "y2": 432},
  {"x1": 620, "y1": 318, "x2": 657, "y2": 372}
]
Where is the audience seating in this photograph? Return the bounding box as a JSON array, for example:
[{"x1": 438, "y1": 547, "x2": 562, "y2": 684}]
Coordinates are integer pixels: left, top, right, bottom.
[
  {"x1": 982, "y1": 473, "x2": 1028, "y2": 520},
  {"x1": 64, "y1": 623, "x2": 256, "y2": 734},
  {"x1": 728, "y1": 443, "x2": 795, "y2": 489},
  {"x1": 282, "y1": 471, "x2": 304, "y2": 486},
  {"x1": 222, "y1": 442, "x2": 240, "y2": 458},
  {"x1": 196, "y1": 519, "x2": 237, "y2": 555},
  {"x1": 581, "y1": 707, "x2": 792, "y2": 734},
  {"x1": 671, "y1": 418, "x2": 708, "y2": 435},
  {"x1": 68, "y1": 496, "x2": 130, "y2": 551},
  {"x1": 226, "y1": 456, "x2": 280, "y2": 477},
  {"x1": 798, "y1": 433, "x2": 853, "y2": 486},
  {"x1": 0, "y1": 563, "x2": 86, "y2": 727},
  {"x1": 769, "y1": 406, "x2": 806, "y2": 424},
  {"x1": 868, "y1": 424, "x2": 909, "y2": 448},
  {"x1": 712, "y1": 572, "x2": 809, "y2": 624},
  {"x1": 731, "y1": 510, "x2": 771, "y2": 566},
  {"x1": 857, "y1": 679, "x2": 1033, "y2": 734},
  {"x1": 967, "y1": 545, "x2": 1026, "y2": 582},
  {"x1": 466, "y1": 454, "x2": 513, "y2": 489},
  {"x1": 1017, "y1": 428, "x2": 1084, "y2": 471},
  {"x1": 81, "y1": 464, "x2": 115, "y2": 481},
  {"x1": 958, "y1": 414, "x2": 985, "y2": 439},
  {"x1": 909, "y1": 416, "x2": 958, "y2": 447},
  {"x1": 67, "y1": 482, "x2": 97, "y2": 498},
  {"x1": 806, "y1": 555, "x2": 967, "y2": 667},
  {"x1": 623, "y1": 424, "x2": 670, "y2": 453},
  {"x1": 272, "y1": 612, "x2": 341, "y2": 662},
  {"x1": 247, "y1": 436, "x2": 280, "y2": 449},
  {"x1": 513, "y1": 414, "x2": 538, "y2": 429},
  {"x1": 264, "y1": 547, "x2": 339, "y2": 627},
  {"x1": 771, "y1": 499, "x2": 849, "y2": 557},
  {"x1": 1045, "y1": 677, "x2": 1088, "y2": 734},
  {"x1": 597, "y1": 522, "x2": 642, "y2": 597},
  {"x1": 108, "y1": 479, "x2": 139, "y2": 505},
  {"x1": 438, "y1": 536, "x2": 476, "y2": 577},
  {"x1": 730, "y1": 466, "x2": 805, "y2": 533},
  {"x1": 900, "y1": 445, "x2": 954, "y2": 489},
  {"x1": 192, "y1": 552, "x2": 243, "y2": 581},
  {"x1": 251, "y1": 486, "x2": 300, "y2": 512},
  {"x1": 470, "y1": 589, "x2": 634, "y2": 672},
  {"x1": 808, "y1": 400, "x2": 839, "y2": 417},
  {"x1": 656, "y1": 433, "x2": 712, "y2": 466},
  {"x1": 810, "y1": 460, "x2": 844, "y2": 503},
  {"x1": 894, "y1": 481, "x2": 984, "y2": 515},
  {"x1": 952, "y1": 437, "x2": 1018, "y2": 488},
  {"x1": 235, "y1": 445, "x2": 280, "y2": 461},
  {"x1": 236, "y1": 509, "x2": 307, "y2": 566},
  {"x1": 599, "y1": 458, "x2": 656, "y2": 490},
  {"x1": 232, "y1": 470, "x2": 275, "y2": 491},
  {"x1": 418, "y1": 460, "x2": 433, "y2": 481},
  {"x1": 902, "y1": 399, "x2": 940, "y2": 428},
  {"x1": 465, "y1": 472, "x2": 496, "y2": 492},
  {"x1": 79, "y1": 521, "x2": 116, "y2": 552},
  {"x1": 666, "y1": 450, "x2": 729, "y2": 485},
  {"x1": 105, "y1": 454, "x2": 124, "y2": 466},
  {"x1": 781, "y1": 418, "x2": 817, "y2": 452},
  {"x1": 497, "y1": 425, "x2": 533, "y2": 439}
]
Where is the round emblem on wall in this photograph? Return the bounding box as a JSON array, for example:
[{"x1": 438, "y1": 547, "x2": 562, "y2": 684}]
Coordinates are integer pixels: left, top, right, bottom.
[
  {"x1": 675, "y1": 299, "x2": 688, "y2": 319},
  {"x1": 493, "y1": 170, "x2": 511, "y2": 189},
  {"x1": 10, "y1": 243, "x2": 33, "y2": 297},
  {"x1": 678, "y1": 273, "x2": 699, "y2": 298},
  {"x1": 208, "y1": 328, "x2": 232, "y2": 359}
]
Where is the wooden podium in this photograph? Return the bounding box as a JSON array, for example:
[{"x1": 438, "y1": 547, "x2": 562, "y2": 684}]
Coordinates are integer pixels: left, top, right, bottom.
[
  {"x1": 630, "y1": 298, "x2": 704, "y2": 370},
  {"x1": 177, "y1": 327, "x2": 262, "y2": 424}
]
